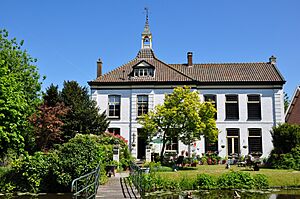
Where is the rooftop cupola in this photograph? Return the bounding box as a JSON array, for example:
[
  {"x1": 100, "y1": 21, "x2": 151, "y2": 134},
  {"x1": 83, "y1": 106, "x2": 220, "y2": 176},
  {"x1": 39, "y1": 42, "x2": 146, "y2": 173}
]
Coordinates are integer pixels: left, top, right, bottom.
[{"x1": 141, "y1": 7, "x2": 152, "y2": 49}]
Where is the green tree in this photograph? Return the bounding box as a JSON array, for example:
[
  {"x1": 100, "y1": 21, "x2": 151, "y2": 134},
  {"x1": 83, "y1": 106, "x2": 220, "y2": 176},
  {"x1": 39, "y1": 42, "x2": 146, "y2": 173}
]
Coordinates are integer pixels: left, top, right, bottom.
[
  {"x1": 284, "y1": 92, "x2": 290, "y2": 112},
  {"x1": 60, "y1": 81, "x2": 109, "y2": 139},
  {"x1": 43, "y1": 84, "x2": 61, "y2": 107},
  {"x1": 271, "y1": 123, "x2": 300, "y2": 154},
  {"x1": 0, "y1": 29, "x2": 42, "y2": 159},
  {"x1": 139, "y1": 86, "x2": 218, "y2": 162}
]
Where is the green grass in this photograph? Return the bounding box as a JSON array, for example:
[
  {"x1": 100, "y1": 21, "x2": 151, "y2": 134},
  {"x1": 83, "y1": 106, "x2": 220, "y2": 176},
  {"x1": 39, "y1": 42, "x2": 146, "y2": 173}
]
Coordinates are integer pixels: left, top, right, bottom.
[{"x1": 157, "y1": 165, "x2": 300, "y2": 187}]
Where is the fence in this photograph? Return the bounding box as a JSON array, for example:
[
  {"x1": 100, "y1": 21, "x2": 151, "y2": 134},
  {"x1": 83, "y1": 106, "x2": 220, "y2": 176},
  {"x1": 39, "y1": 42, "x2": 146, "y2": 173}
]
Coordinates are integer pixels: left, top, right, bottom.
[
  {"x1": 71, "y1": 162, "x2": 101, "y2": 199},
  {"x1": 129, "y1": 161, "x2": 145, "y2": 197}
]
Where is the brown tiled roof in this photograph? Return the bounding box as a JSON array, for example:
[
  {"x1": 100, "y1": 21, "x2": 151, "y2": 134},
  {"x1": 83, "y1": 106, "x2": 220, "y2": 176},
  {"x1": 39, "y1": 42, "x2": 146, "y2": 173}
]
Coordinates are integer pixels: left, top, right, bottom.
[
  {"x1": 169, "y1": 63, "x2": 284, "y2": 82},
  {"x1": 88, "y1": 48, "x2": 285, "y2": 86},
  {"x1": 91, "y1": 49, "x2": 193, "y2": 83}
]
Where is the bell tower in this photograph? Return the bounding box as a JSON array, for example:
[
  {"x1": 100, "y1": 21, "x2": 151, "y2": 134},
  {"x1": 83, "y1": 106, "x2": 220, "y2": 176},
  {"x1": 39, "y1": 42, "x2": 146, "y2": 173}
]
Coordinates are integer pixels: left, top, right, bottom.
[{"x1": 141, "y1": 7, "x2": 152, "y2": 49}]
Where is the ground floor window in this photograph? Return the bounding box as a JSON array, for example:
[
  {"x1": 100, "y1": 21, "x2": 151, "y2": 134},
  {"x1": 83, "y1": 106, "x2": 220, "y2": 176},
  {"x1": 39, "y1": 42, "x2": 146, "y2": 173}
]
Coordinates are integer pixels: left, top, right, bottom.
[
  {"x1": 248, "y1": 128, "x2": 262, "y2": 155},
  {"x1": 108, "y1": 128, "x2": 120, "y2": 135},
  {"x1": 227, "y1": 128, "x2": 240, "y2": 156},
  {"x1": 166, "y1": 137, "x2": 178, "y2": 152},
  {"x1": 205, "y1": 137, "x2": 218, "y2": 153}
]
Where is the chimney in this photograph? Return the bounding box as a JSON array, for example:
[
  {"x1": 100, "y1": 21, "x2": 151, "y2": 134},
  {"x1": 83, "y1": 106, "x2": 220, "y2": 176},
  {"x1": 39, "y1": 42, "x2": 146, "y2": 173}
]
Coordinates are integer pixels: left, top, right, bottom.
[
  {"x1": 187, "y1": 52, "x2": 193, "y2": 66},
  {"x1": 269, "y1": 55, "x2": 276, "y2": 65},
  {"x1": 97, "y1": 58, "x2": 102, "y2": 77}
]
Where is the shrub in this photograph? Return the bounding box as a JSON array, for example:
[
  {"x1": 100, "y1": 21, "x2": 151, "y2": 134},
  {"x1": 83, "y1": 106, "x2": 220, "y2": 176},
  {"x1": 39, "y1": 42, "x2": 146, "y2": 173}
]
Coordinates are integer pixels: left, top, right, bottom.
[
  {"x1": 268, "y1": 146, "x2": 300, "y2": 170},
  {"x1": 253, "y1": 174, "x2": 269, "y2": 189},
  {"x1": 271, "y1": 123, "x2": 300, "y2": 154},
  {"x1": 217, "y1": 171, "x2": 268, "y2": 189},
  {"x1": 0, "y1": 152, "x2": 58, "y2": 193},
  {"x1": 0, "y1": 134, "x2": 115, "y2": 193},
  {"x1": 195, "y1": 174, "x2": 216, "y2": 189}
]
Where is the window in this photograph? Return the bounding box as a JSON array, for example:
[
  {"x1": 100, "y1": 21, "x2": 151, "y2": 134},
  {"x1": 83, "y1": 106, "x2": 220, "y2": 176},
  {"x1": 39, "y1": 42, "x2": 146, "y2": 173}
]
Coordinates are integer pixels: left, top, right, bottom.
[
  {"x1": 248, "y1": 128, "x2": 262, "y2": 154},
  {"x1": 108, "y1": 128, "x2": 120, "y2": 135},
  {"x1": 137, "y1": 95, "x2": 148, "y2": 116},
  {"x1": 166, "y1": 137, "x2": 178, "y2": 152},
  {"x1": 108, "y1": 95, "x2": 120, "y2": 118},
  {"x1": 227, "y1": 128, "x2": 240, "y2": 156},
  {"x1": 225, "y1": 95, "x2": 239, "y2": 120},
  {"x1": 133, "y1": 68, "x2": 154, "y2": 77},
  {"x1": 204, "y1": 94, "x2": 217, "y2": 119},
  {"x1": 205, "y1": 137, "x2": 218, "y2": 153},
  {"x1": 247, "y1": 95, "x2": 261, "y2": 120}
]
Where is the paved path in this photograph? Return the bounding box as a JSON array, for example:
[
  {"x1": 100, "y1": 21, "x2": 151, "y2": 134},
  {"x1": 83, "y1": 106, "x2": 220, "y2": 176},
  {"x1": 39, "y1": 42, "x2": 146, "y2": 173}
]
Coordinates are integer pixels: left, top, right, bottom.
[{"x1": 96, "y1": 172, "x2": 140, "y2": 199}]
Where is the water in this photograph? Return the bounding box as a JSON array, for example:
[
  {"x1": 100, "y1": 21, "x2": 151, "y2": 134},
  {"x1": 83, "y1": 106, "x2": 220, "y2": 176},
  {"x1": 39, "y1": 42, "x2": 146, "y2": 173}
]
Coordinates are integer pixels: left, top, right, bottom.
[
  {"x1": 0, "y1": 193, "x2": 72, "y2": 199},
  {"x1": 145, "y1": 190, "x2": 300, "y2": 199},
  {"x1": 0, "y1": 190, "x2": 299, "y2": 198}
]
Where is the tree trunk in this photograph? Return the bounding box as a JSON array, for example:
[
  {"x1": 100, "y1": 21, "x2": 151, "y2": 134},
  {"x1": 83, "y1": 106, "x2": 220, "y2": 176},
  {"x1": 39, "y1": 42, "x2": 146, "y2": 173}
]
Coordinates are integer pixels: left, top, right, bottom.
[{"x1": 160, "y1": 133, "x2": 167, "y2": 163}]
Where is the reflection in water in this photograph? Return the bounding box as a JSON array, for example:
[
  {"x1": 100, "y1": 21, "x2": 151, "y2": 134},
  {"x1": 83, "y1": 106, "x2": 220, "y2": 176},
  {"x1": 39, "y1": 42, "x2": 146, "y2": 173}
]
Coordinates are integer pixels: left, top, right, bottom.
[
  {"x1": 0, "y1": 190, "x2": 299, "y2": 199},
  {"x1": 145, "y1": 190, "x2": 300, "y2": 199},
  {"x1": 0, "y1": 193, "x2": 72, "y2": 199}
]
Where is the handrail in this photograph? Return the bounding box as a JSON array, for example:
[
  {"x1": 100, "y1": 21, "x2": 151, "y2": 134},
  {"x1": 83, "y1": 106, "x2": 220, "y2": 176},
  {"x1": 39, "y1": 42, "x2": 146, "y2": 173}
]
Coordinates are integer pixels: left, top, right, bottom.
[
  {"x1": 129, "y1": 161, "x2": 144, "y2": 197},
  {"x1": 71, "y1": 162, "x2": 101, "y2": 199}
]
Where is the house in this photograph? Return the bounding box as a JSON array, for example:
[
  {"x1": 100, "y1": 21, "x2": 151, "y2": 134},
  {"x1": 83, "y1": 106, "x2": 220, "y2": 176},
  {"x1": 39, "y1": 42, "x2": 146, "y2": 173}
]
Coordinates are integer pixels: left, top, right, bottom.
[
  {"x1": 285, "y1": 86, "x2": 300, "y2": 124},
  {"x1": 88, "y1": 15, "x2": 285, "y2": 160}
]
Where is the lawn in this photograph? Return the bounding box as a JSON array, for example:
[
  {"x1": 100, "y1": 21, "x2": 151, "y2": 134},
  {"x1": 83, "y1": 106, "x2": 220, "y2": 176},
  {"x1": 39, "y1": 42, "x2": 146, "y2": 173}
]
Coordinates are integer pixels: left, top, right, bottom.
[{"x1": 157, "y1": 165, "x2": 300, "y2": 187}]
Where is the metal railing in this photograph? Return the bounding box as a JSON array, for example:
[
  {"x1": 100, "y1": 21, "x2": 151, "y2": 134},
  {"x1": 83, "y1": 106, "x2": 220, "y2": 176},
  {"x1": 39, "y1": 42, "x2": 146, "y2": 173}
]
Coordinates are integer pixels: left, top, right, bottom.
[
  {"x1": 129, "y1": 161, "x2": 144, "y2": 197},
  {"x1": 71, "y1": 162, "x2": 101, "y2": 199}
]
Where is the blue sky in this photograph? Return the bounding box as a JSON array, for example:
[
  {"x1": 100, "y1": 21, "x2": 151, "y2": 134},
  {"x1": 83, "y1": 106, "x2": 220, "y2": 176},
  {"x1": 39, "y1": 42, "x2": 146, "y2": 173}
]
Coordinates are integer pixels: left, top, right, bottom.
[{"x1": 1, "y1": 1, "x2": 299, "y2": 98}]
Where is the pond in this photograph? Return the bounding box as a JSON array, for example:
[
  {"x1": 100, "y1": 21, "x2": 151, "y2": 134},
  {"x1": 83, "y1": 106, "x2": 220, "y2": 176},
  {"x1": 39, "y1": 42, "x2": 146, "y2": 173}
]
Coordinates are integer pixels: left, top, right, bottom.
[
  {"x1": 0, "y1": 190, "x2": 299, "y2": 198},
  {"x1": 145, "y1": 189, "x2": 300, "y2": 199},
  {"x1": 0, "y1": 193, "x2": 72, "y2": 199}
]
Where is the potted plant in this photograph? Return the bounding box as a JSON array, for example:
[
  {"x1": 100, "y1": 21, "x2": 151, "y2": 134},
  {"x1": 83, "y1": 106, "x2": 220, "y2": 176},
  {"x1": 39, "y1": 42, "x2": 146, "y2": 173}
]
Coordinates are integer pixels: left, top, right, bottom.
[{"x1": 105, "y1": 160, "x2": 119, "y2": 177}]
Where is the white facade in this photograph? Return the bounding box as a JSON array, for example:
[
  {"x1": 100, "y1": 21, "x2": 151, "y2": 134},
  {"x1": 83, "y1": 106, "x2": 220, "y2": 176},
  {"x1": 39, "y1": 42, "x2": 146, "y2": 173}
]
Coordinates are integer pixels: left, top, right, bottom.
[
  {"x1": 89, "y1": 18, "x2": 285, "y2": 160},
  {"x1": 91, "y1": 85, "x2": 284, "y2": 159}
]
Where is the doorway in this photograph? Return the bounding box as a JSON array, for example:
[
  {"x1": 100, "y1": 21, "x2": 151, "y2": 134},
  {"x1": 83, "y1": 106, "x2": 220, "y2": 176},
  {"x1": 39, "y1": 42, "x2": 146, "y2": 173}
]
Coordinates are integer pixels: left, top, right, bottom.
[
  {"x1": 137, "y1": 128, "x2": 146, "y2": 160},
  {"x1": 227, "y1": 129, "x2": 240, "y2": 156}
]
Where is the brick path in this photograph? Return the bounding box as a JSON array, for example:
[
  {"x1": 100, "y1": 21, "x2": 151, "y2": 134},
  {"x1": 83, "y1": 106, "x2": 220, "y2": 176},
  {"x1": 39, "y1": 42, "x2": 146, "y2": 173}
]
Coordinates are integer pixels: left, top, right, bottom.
[{"x1": 96, "y1": 172, "x2": 140, "y2": 199}]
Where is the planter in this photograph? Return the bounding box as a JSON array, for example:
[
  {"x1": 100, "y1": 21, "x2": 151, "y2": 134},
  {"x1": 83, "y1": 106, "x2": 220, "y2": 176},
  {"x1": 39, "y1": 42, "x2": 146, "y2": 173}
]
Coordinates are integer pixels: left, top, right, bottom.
[{"x1": 105, "y1": 165, "x2": 116, "y2": 177}]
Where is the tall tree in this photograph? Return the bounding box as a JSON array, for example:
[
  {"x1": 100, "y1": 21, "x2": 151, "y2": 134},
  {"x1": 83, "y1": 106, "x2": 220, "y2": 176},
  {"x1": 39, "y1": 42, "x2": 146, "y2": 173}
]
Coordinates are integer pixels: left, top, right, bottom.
[
  {"x1": 43, "y1": 84, "x2": 61, "y2": 107},
  {"x1": 0, "y1": 29, "x2": 42, "y2": 159},
  {"x1": 60, "y1": 81, "x2": 109, "y2": 139},
  {"x1": 139, "y1": 86, "x2": 218, "y2": 162}
]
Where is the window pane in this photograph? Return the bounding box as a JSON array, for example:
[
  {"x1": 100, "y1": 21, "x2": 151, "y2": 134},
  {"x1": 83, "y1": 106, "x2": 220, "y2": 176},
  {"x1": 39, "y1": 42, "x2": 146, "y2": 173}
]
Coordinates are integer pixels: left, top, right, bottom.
[
  {"x1": 227, "y1": 129, "x2": 239, "y2": 136},
  {"x1": 226, "y1": 95, "x2": 239, "y2": 119},
  {"x1": 247, "y1": 95, "x2": 261, "y2": 120},
  {"x1": 137, "y1": 95, "x2": 148, "y2": 116},
  {"x1": 248, "y1": 129, "x2": 262, "y2": 154},
  {"x1": 108, "y1": 95, "x2": 121, "y2": 117}
]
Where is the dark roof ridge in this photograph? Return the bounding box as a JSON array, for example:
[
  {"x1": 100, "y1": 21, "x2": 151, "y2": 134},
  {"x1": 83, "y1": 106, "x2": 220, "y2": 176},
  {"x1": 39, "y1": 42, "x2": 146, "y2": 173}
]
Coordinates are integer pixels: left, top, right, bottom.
[{"x1": 169, "y1": 62, "x2": 269, "y2": 65}]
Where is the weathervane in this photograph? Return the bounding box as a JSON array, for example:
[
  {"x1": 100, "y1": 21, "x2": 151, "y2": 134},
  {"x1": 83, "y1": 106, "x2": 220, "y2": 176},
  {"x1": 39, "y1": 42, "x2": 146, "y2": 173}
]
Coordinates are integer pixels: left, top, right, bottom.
[{"x1": 144, "y1": 7, "x2": 149, "y2": 23}]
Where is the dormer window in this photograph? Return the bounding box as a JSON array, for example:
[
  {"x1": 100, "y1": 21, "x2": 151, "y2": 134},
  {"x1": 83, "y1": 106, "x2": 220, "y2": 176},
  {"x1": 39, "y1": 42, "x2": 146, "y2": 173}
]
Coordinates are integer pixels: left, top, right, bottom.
[
  {"x1": 133, "y1": 61, "x2": 155, "y2": 77},
  {"x1": 134, "y1": 68, "x2": 154, "y2": 77}
]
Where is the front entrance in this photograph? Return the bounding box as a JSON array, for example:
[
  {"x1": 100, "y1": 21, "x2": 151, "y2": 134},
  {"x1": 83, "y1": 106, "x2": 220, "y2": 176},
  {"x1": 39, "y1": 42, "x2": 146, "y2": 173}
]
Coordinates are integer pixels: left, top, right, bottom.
[
  {"x1": 137, "y1": 129, "x2": 146, "y2": 160},
  {"x1": 227, "y1": 129, "x2": 240, "y2": 156}
]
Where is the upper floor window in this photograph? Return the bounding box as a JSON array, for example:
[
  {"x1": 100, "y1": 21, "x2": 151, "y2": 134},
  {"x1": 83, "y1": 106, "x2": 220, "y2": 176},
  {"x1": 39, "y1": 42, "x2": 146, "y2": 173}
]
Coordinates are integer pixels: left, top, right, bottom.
[
  {"x1": 247, "y1": 95, "x2": 261, "y2": 120},
  {"x1": 134, "y1": 68, "x2": 154, "y2": 77},
  {"x1": 108, "y1": 95, "x2": 120, "y2": 118},
  {"x1": 137, "y1": 95, "x2": 148, "y2": 116},
  {"x1": 204, "y1": 94, "x2": 217, "y2": 119},
  {"x1": 225, "y1": 95, "x2": 239, "y2": 120}
]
